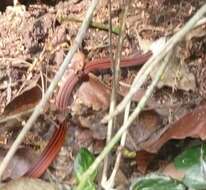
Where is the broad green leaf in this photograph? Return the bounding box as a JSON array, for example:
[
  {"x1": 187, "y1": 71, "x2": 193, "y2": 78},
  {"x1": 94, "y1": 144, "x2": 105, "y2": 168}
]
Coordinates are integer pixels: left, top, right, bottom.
[
  {"x1": 74, "y1": 148, "x2": 96, "y2": 182},
  {"x1": 174, "y1": 144, "x2": 206, "y2": 169},
  {"x1": 174, "y1": 144, "x2": 206, "y2": 189},
  {"x1": 130, "y1": 174, "x2": 186, "y2": 190}
]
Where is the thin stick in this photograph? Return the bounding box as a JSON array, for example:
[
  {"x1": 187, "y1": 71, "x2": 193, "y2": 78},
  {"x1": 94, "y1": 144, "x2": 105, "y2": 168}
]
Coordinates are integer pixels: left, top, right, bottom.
[
  {"x1": 101, "y1": 0, "x2": 114, "y2": 185},
  {"x1": 102, "y1": 1, "x2": 131, "y2": 189},
  {"x1": 106, "y1": 103, "x2": 130, "y2": 187},
  {"x1": 102, "y1": 4, "x2": 206, "y2": 123},
  {"x1": 58, "y1": 15, "x2": 120, "y2": 35},
  {"x1": 0, "y1": 0, "x2": 100, "y2": 180},
  {"x1": 107, "y1": 86, "x2": 131, "y2": 186},
  {"x1": 76, "y1": 4, "x2": 206, "y2": 189}
]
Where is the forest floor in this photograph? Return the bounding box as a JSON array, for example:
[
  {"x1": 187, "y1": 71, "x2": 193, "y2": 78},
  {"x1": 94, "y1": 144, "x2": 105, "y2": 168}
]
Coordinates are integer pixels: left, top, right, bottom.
[{"x1": 0, "y1": 0, "x2": 205, "y2": 189}]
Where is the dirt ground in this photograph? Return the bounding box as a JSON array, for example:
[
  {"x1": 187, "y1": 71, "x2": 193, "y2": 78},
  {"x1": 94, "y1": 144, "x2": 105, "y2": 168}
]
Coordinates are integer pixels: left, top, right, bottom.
[{"x1": 0, "y1": 0, "x2": 205, "y2": 188}]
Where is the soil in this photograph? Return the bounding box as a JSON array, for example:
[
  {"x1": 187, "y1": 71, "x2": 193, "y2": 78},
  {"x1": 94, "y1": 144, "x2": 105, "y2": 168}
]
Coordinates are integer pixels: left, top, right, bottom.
[{"x1": 0, "y1": 0, "x2": 205, "y2": 188}]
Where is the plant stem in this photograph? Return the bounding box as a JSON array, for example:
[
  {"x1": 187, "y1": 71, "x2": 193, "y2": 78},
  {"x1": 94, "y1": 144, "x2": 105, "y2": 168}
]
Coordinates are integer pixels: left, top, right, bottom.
[
  {"x1": 58, "y1": 15, "x2": 120, "y2": 35},
  {"x1": 104, "y1": 1, "x2": 131, "y2": 188},
  {"x1": 101, "y1": 0, "x2": 114, "y2": 185}
]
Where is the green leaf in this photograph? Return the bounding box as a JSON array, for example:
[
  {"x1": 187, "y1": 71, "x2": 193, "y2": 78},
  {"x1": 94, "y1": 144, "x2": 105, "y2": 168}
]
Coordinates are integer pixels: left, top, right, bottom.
[
  {"x1": 174, "y1": 144, "x2": 206, "y2": 190},
  {"x1": 74, "y1": 148, "x2": 96, "y2": 182},
  {"x1": 174, "y1": 144, "x2": 206, "y2": 170},
  {"x1": 130, "y1": 174, "x2": 186, "y2": 190}
]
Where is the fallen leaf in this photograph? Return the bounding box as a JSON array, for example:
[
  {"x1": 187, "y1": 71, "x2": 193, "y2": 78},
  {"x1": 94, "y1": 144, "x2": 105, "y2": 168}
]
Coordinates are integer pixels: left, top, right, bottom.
[
  {"x1": 0, "y1": 73, "x2": 50, "y2": 131},
  {"x1": 73, "y1": 74, "x2": 155, "y2": 114},
  {"x1": 2, "y1": 76, "x2": 42, "y2": 117},
  {"x1": 136, "y1": 151, "x2": 155, "y2": 174},
  {"x1": 126, "y1": 110, "x2": 162, "y2": 151},
  {"x1": 73, "y1": 73, "x2": 111, "y2": 111},
  {"x1": 0, "y1": 79, "x2": 42, "y2": 129},
  {"x1": 118, "y1": 82, "x2": 150, "y2": 103},
  {"x1": 150, "y1": 48, "x2": 196, "y2": 91},
  {"x1": 141, "y1": 104, "x2": 206, "y2": 153},
  {"x1": 3, "y1": 86, "x2": 41, "y2": 116},
  {"x1": 0, "y1": 148, "x2": 38, "y2": 181}
]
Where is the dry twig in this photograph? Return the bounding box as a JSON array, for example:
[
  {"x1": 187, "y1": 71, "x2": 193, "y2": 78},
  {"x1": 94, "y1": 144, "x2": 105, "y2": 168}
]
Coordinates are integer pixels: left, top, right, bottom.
[
  {"x1": 102, "y1": 1, "x2": 131, "y2": 189},
  {"x1": 101, "y1": 0, "x2": 114, "y2": 185}
]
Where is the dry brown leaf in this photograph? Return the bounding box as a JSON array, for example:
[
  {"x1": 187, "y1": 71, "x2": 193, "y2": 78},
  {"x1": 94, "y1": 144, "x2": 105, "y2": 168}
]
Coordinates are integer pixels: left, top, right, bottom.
[
  {"x1": 73, "y1": 74, "x2": 111, "y2": 111},
  {"x1": 73, "y1": 78, "x2": 162, "y2": 142},
  {"x1": 2, "y1": 76, "x2": 42, "y2": 117},
  {"x1": 150, "y1": 50, "x2": 196, "y2": 91},
  {"x1": 126, "y1": 110, "x2": 162, "y2": 151},
  {"x1": 136, "y1": 151, "x2": 155, "y2": 174},
  {"x1": 141, "y1": 104, "x2": 206, "y2": 153},
  {"x1": 0, "y1": 148, "x2": 38, "y2": 181},
  {"x1": 74, "y1": 74, "x2": 153, "y2": 113},
  {"x1": 0, "y1": 178, "x2": 58, "y2": 190},
  {"x1": 3, "y1": 86, "x2": 41, "y2": 116},
  {"x1": 118, "y1": 83, "x2": 147, "y2": 102},
  {"x1": 0, "y1": 76, "x2": 44, "y2": 129}
]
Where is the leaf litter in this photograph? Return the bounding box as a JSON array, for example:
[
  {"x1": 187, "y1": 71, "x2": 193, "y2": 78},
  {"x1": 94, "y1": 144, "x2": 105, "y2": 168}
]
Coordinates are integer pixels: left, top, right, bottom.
[{"x1": 0, "y1": 0, "x2": 205, "y2": 189}]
